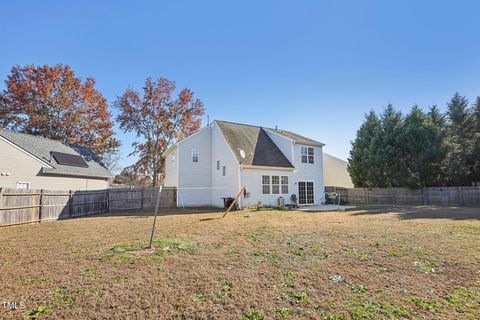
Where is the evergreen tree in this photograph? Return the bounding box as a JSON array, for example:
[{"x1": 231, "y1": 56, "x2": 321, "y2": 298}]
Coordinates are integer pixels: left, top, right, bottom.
[
  {"x1": 348, "y1": 94, "x2": 477, "y2": 188},
  {"x1": 445, "y1": 93, "x2": 474, "y2": 186},
  {"x1": 376, "y1": 104, "x2": 407, "y2": 187},
  {"x1": 347, "y1": 111, "x2": 381, "y2": 187},
  {"x1": 425, "y1": 105, "x2": 448, "y2": 186},
  {"x1": 472, "y1": 97, "x2": 480, "y2": 185},
  {"x1": 400, "y1": 106, "x2": 447, "y2": 187}
]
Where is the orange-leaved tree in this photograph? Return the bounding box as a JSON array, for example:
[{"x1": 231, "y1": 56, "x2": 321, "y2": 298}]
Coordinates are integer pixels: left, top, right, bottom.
[
  {"x1": 0, "y1": 64, "x2": 119, "y2": 157},
  {"x1": 115, "y1": 77, "x2": 204, "y2": 187}
]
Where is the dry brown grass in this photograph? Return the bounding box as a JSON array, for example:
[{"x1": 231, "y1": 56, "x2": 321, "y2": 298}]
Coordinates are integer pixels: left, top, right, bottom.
[{"x1": 1, "y1": 205, "x2": 479, "y2": 319}]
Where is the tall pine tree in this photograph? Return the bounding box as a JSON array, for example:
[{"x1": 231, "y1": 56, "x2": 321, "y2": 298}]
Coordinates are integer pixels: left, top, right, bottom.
[
  {"x1": 400, "y1": 106, "x2": 447, "y2": 187},
  {"x1": 472, "y1": 97, "x2": 480, "y2": 185},
  {"x1": 445, "y1": 93, "x2": 474, "y2": 186},
  {"x1": 376, "y1": 105, "x2": 407, "y2": 187},
  {"x1": 347, "y1": 111, "x2": 381, "y2": 187},
  {"x1": 348, "y1": 93, "x2": 478, "y2": 188},
  {"x1": 425, "y1": 105, "x2": 448, "y2": 186}
]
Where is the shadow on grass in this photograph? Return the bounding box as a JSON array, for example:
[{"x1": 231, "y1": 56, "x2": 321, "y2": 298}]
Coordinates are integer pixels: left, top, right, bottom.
[
  {"x1": 76, "y1": 207, "x2": 224, "y2": 220},
  {"x1": 198, "y1": 217, "x2": 224, "y2": 222},
  {"x1": 348, "y1": 204, "x2": 480, "y2": 220}
]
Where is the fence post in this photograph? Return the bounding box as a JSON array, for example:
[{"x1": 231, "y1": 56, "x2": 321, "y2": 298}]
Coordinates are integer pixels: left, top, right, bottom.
[
  {"x1": 39, "y1": 189, "x2": 44, "y2": 222},
  {"x1": 458, "y1": 186, "x2": 465, "y2": 206},
  {"x1": 69, "y1": 190, "x2": 73, "y2": 217},
  {"x1": 141, "y1": 187, "x2": 145, "y2": 210},
  {"x1": 106, "y1": 189, "x2": 110, "y2": 213},
  {"x1": 0, "y1": 188, "x2": 3, "y2": 210}
]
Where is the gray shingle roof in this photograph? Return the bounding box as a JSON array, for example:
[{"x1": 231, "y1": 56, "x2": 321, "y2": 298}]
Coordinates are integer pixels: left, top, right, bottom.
[
  {"x1": 265, "y1": 128, "x2": 325, "y2": 147},
  {"x1": 216, "y1": 121, "x2": 294, "y2": 168},
  {"x1": 0, "y1": 129, "x2": 111, "y2": 179}
]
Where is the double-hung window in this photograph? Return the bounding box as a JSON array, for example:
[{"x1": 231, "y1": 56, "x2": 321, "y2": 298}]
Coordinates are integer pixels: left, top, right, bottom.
[
  {"x1": 262, "y1": 175, "x2": 270, "y2": 194},
  {"x1": 301, "y1": 147, "x2": 314, "y2": 164},
  {"x1": 192, "y1": 149, "x2": 199, "y2": 163},
  {"x1": 281, "y1": 176, "x2": 289, "y2": 194},
  {"x1": 272, "y1": 176, "x2": 280, "y2": 194},
  {"x1": 261, "y1": 175, "x2": 289, "y2": 195}
]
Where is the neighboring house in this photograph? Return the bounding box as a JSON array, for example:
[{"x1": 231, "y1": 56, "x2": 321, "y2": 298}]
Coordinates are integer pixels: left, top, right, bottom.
[
  {"x1": 323, "y1": 153, "x2": 354, "y2": 188},
  {"x1": 163, "y1": 120, "x2": 325, "y2": 208},
  {"x1": 0, "y1": 129, "x2": 111, "y2": 190}
]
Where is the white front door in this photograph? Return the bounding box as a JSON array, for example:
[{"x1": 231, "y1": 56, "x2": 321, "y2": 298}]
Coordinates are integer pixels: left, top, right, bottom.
[{"x1": 298, "y1": 181, "x2": 314, "y2": 205}]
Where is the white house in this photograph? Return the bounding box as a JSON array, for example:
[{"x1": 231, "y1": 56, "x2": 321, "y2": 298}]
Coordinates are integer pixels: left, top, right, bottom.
[
  {"x1": 323, "y1": 153, "x2": 354, "y2": 188},
  {"x1": 163, "y1": 120, "x2": 325, "y2": 208},
  {"x1": 0, "y1": 129, "x2": 111, "y2": 190}
]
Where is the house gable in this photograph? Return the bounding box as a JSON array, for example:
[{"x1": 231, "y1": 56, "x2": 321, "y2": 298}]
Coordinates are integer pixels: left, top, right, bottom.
[
  {"x1": 215, "y1": 120, "x2": 294, "y2": 168},
  {"x1": 0, "y1": 136, "x2": 53, "y2": 168}
]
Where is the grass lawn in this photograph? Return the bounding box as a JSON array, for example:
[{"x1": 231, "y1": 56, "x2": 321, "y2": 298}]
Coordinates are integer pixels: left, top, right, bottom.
[{"x1": 1, "y1": 205, "x2": 479, "y2": 319}]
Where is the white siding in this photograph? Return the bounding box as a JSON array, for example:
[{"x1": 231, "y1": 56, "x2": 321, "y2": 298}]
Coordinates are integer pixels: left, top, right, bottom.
[
  {"x1": 163, "y1": 149, "x2": 178, "y2": 187},
  {"x1": 239, "y1": 145, "x2": 324, "y2": 208},
  {"x1": 166, "y1": 122, "x2": 325, "y2": 208},
  {"x1": 0, "y1": 138, "x2": 108, "y2": 190},
  {"x1": 264, "y1": 130, "x2": 294, "y2": 163},
  {"x1": 293, "y1": 144, "x2": 324, "y2": 205},
  {"x1": 177, "y1": 127, "x2": 212, "y2": 206},
  {"x1": 210, "y1": 123, "x2": 239, "y2": 208},
  {"x1": 241, "y1": 168, "x2": 293, "y2": 207}
]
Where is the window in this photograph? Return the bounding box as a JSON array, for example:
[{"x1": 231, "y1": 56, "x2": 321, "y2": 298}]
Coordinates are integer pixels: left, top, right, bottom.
[
  {"x1": 192, "y1": 149, "x2": 199, "y2": 163},
  {"x1": 217, "y1": 160, "x2": 220, "y2": 170},
  {"x1": 272, "y1": 176, "x2": 280, "y2": 194},
  {"x1": 171, "y1": 153, "x2": 176, "y2": 164},
  {"x1": 16, "y1": 182, "x2": 30, "y2": 189},
  {"x1": 281, "y1": 176, "x2": 289, "y2": 194},
  {"x1": 301, "y1": 147, "x2": 314, "y2": 164},
  {"x1": 262, "y1": 175, "x2": 270, "y2": 194},
  {"x1": 298, "y1": 181, "x2": 315, "y2": 204},
  {"x1": 262, "y1": 175, "x2": 288, "y2": 195},
  {"x1": 222, "y1": 166, "x2": 226, "y2": 176}
]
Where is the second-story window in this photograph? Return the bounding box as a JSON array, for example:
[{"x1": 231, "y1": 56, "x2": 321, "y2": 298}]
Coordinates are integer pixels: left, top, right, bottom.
[
  {"x1": 217, "y1": 160, "x2": 220, "y2": 170},
  {"x1": 301, "y1": 147, "x2": 314, "y2": 164},
  {"x1": 192, "y1": 149, "x2": 199, "y2": 163},
  {"x1": 222, "y1": 166, "x2": 226, "y2": 176}
]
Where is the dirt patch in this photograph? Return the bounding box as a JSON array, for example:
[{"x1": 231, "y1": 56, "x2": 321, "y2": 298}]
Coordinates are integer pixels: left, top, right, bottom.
[{"x1": 1, "y1": 206, "x2": 479, "y2": 319}]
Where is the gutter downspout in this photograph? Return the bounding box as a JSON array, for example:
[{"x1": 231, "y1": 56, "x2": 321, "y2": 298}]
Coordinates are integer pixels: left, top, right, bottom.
[{"x1": 238, "y1": 163, "x2": 242, "y2": 209}]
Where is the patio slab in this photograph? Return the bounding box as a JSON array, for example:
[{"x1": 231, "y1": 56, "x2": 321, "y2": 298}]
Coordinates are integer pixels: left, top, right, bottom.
[{"x1": 294, "y1": 204, "x2": 357, "y2": 212}]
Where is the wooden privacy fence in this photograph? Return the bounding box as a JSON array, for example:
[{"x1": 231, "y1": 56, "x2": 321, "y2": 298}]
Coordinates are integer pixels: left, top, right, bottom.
[
  {"x1": 0, "y1": 187, "x2": 176, "y2": 227},
  {"x1": 325, "y1": 186, "x2": 480, "y2": 206}
]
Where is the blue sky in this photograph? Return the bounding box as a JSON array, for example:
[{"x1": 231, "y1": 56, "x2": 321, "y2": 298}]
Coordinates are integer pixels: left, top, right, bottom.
[{"x1": 1, "y1": 0, "x2": 479, "y2": 170}]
